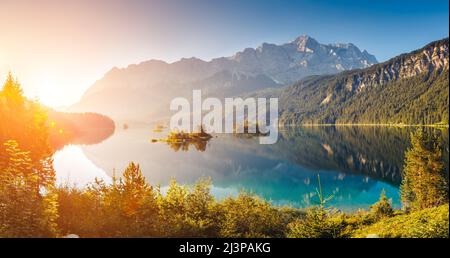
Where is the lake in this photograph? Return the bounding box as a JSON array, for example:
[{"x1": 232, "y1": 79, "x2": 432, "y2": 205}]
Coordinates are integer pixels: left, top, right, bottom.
[{"x1": 53, "y1": 125, "x2": 449, "y2": 211}]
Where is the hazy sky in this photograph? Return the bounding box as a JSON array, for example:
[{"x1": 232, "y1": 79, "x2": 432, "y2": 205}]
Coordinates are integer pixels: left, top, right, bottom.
[{"x1": 0, "y1": 0, "x2": 448, "y2": 107}]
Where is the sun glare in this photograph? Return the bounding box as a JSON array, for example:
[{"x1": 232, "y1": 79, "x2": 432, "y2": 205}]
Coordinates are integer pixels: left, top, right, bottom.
[{"x1": 30, "y1": 73, "x2": 66, "y2": 108}]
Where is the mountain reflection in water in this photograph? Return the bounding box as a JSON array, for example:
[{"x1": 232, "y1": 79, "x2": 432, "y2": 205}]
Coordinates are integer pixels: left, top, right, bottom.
[{"x1": 53, "y1": 125, "x2": 449, "y2": 211}]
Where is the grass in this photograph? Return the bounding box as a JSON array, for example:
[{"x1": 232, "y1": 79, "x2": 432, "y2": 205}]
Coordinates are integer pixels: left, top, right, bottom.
[{"x1": 352, "y1": 204, "x2": 449, "y2": 238}]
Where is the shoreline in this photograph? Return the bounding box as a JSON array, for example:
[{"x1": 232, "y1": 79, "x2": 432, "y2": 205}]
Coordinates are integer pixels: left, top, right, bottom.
[{"x1": 281, "y1": 123, "x2": 449, "y2": 128}]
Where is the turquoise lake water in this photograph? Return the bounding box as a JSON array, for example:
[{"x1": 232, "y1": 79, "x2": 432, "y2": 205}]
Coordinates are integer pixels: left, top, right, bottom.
[{"x1": 53, "y1": 125, "x2": 449, "y2": 211}]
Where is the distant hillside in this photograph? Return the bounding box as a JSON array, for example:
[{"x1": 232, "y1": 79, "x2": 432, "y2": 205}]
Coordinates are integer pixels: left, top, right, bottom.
[
  {"x1": 276, "y1": 38, "x2": 449, "y2": 125},
  {"x1": 70, "y1": 35, "x2": 377, "y2": 121},
  {"x1": 0, "y1": 73, "x2": 115, "y2": 154},
  {"x1": 47, "y1": 111, "x2": 115, "y2": 150}
]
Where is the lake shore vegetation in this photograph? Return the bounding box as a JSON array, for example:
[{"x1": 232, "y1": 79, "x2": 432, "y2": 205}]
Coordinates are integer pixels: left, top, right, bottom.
[{"x1": 0, "y1": 75, "x2": 448, "y2": 238}]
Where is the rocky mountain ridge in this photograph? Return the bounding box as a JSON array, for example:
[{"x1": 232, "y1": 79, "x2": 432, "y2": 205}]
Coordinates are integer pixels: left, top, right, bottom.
[
  {"x1": 71, "y1": 35, "x2": 377, "y2": 121},
  {"x1": 337, "y1": 39, "x2": 448, "y2": 93},
  {"x1": 276, "y1": 38, "x2": 449, "y2": 125}
]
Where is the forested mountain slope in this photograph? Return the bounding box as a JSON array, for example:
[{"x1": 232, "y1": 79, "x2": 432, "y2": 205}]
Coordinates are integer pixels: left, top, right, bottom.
[{"x1": 277, "y1": 38, "x2": 449, "y2": 125}]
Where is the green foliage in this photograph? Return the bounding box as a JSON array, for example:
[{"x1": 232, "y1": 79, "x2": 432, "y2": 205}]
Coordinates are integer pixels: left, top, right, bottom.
[
  {"x1": 0, "y1": 140, "x2": 58, "y2": 237},
  {"x1": 2, "y1": 157, "x2": 449, "y2": 238},
  {"x1": 369, "y1": 190, "x2": 394, "y2": 220},
  {"x1": 157, "y1": 178, "x2": 220, "y2": 237},
  {"x1": 281, "y1": 70, "x2": 449, "y2": 125},
  {"x1": 0, "y1": 73, "x2": 448, "y2": 238},
  {"x1": 57, "y1": 163, "x2": 160, "y2": 237},
  {"x1": 279, "y1": 38, "x2": 449, "y2": 125},
  {"x1": 57, "y1": 161, "x2": 450, "y2": 239},
  {"x1": 286, "y1": 207, "x2": 347, "y2": 238},
  {"x1": 55, "y1": 185, "x2": 100, "y2": 237},
  {"x1": 57, "y1": 173, "x2": 289, "y2": 238},
  {"x1": 400, "y1": 129, "x2": 449, "y2": 211},
  {"x1": 0, "y1": 73, "x2": 52, "y2": 172},
  {"x1": 219, "y1": 193, "x2": 286, "y2": 238},
  {"x1": 353, "y1": 204, "x2": 449, "y2": 238},
  {"x1": 286, "y1": 175, "x2": 347, "y2": 238},
  {"x1": 0, "y1": 74, "x2": 58, "y2": 237}
]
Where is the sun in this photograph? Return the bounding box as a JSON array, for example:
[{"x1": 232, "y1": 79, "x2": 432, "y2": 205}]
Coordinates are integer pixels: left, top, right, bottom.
[{"x1": 30, "y1": 72, "x2": 66, "y2": 108}]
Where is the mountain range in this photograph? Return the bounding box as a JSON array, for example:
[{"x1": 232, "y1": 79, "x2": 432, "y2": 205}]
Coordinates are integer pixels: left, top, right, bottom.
[
  {"x1": 70, "y1": 36, "x2": 448, "y2": 126},
  {"x1": 70, "y1": 35, "x2": 378, "y2": 121},
  {"x1": 268, "y1": 38, "x2": 448, "y2": 125}
]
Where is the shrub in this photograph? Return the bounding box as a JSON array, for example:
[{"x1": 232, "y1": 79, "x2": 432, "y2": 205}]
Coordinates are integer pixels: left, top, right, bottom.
[
  {"x1": 286, "y1": 207, "x2": 348, "y2": 238},
  {"x1": 369, "y1": 190, "x2": 394, "y2": 220},
  {"x1": 219, "y1": 193, "x2": 286, "y2": 238},
  {"x1": 157, "y1": 179, "x2": 220, "y2": 237}
]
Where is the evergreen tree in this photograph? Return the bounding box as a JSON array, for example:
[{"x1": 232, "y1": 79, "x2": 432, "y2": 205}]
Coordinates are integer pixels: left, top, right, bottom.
[
  {"x1": 0, "y1": 140, "x2": 58, "y2": 237},
  {"x1": 1, "y1": 72, "x2": 25, "y2": 108},
  {"x1": 121, "y1": 162, "x2": 159, "y2": 236},
  {"x1": 400, "y1": 129, "x2": 449, "y2": 211},
  {"x1": 369, "y1": 190, "x2": 394, "y2": 220},
  {"x1": 286, "y1": 206, "x2": 346, "y2": 238}
]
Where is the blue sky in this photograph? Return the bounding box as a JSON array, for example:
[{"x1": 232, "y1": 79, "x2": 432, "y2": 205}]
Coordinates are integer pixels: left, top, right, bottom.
[
  {"x1": 163, "y1": 0, "x2": 449, "y2": 62},
  {"x1": 0, "y1": 0, "x2": 448, "y2": 106}
]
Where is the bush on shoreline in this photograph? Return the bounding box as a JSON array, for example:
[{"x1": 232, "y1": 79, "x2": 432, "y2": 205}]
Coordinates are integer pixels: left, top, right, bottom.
[
  {"x1": 52, "y1": 162, "x2": 449, "y2": 238},
  {"x1": 1, "y1": 74, "x2": 448, "y2": 238}
]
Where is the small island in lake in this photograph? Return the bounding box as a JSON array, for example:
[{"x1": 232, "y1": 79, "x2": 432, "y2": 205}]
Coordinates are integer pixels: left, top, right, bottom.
[{"x1": 151, "y1": 126, "x2": 212, "y2": 152}]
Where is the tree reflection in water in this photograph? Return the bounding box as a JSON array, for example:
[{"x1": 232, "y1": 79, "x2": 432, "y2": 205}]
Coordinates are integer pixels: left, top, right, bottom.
[{"x1": 166, "y1": 138, "x2": 209, "y2": 152}]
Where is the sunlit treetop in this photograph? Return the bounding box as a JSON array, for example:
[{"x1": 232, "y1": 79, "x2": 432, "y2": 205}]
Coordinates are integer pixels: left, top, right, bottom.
[{"x1": 1, "y1": 72, "x2": 25, "y2": 106}]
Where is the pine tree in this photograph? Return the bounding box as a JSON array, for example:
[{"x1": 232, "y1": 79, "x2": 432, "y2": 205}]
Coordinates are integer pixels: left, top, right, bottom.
[
  {"x1": 0, "y1": 140, "x2": 58, "y2": 237},
  {"x1": 1, "y1": 72, "x2": 25, "y2": 108},
  {"x1": 121, "y1": 162, "x2": 156, "y2": 221},
  {"x1": 369, "y1": 190, "x2": 394, "y2": 219},
  {"x1": 400, "y1": 129, "x2": 449, "y2": 211},
  {"x1": 112, "y1": 162, "x2": 159, "y2": 236}
]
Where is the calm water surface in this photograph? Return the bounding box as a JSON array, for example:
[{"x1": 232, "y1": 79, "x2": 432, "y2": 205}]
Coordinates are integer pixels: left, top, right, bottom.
[{"x1": 53, "y1": 125, "x2": 449, "y2": 211}]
